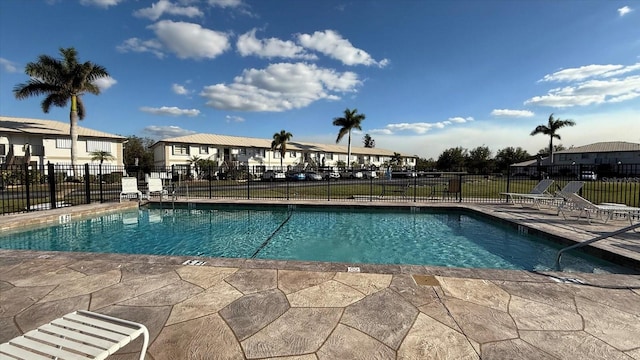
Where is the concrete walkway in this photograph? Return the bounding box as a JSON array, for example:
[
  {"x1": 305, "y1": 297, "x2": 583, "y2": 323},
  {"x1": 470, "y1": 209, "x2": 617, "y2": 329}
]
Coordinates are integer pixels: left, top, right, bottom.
[{"x1": 1, "y1": 200, "x2": 640, "y2": 359}]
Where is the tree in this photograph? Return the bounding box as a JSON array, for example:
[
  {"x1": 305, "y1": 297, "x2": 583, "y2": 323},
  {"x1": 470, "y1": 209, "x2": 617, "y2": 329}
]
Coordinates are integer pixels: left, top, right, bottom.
[
  {"x1": 123, "y1": 136, "x2": 155, "y2": 173},
  {"x1": 333, "y1": 108, "x2": 366, "y2": 168},
  {"x1": 416, "y1": 157, "x2": 437, "y2": 171},
  {"x1": 530, "y1": 113, "x2": 575, "y2": 164},
  {"x1": 537, "y1": 144, "x2": 566, "y2": 157},
  {"x1": 466, "y1": 146, "x2": 493, "y2": 174},
  {"x1": 363, "y1": 133, "x2": 375, "y2": 148},
  {"x1": 90, "y1": 150, "x2": 114, "y2": 165},
  {"x1": 187, "y1": 155, "x2": 201, "y2": 177},
  {"x1": 494, "y1": 147, "x2": 530, "y2": 172},
  {"x1": 13, "y1": 47, "x2": 110, "y2": 175},
  {"x1": 437, "y1": 147, "x2": 467, "y2": 171},
  {"x1": 390, "y1": 152, "x2": 403, "y2": 168},
  {"x1": 271, "y1": 130, "x2": 293, "y2": 169}
]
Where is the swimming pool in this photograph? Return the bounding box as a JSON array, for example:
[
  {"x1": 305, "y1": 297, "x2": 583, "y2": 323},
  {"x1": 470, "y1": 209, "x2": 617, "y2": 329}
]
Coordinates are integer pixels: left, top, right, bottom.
[{"x1": 0, "y1": 205, "x2": 631, "y2": 273}]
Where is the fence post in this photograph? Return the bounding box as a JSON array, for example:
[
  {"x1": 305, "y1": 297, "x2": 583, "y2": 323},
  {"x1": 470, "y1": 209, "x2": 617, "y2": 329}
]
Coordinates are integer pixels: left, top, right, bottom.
[
  {"x1": 458, "y1": 173, "x2": 463, "y2": 202},
  {"x1": 47, "y1": 162, "x2": 57, "y2": 209},
  {"x1": 413, "y1": 172, "x2": 417, "y2": 202},
  {"x1": 505, "y1": 170, "x2": 511, "y2": 203},
  {"x1": 99, "y1": 163, "x2": 104, "y2": 203},
  {"x1": 327, "y1": 175, "x2": 331, "y2": 201},
  {"x1": 247, "y1": 166, "x2": 250, "y2": 200},
  {"x1": 25, "y1": 163, "x2": 31, "y2": 211},
  {"x1": 208, "y1": 165, "x2": 212, "y2": 199},
  {"x1": 84, "y1": 163, "x2": 91, "y2": 204}
]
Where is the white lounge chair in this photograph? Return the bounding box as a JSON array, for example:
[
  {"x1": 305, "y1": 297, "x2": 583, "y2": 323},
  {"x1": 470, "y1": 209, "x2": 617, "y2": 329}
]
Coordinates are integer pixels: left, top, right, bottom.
[
  {"x1": 558, "y1": 192, "x2": 640, "y2": 227},
  {"x1": 146, "y1": 178, "x2": 166, "y2": 200},
  {"x1": 120, "y1": 177, "x2": 142, "y2": 202},
  {"x1": 502, "y1": 180, "x2": 585, "y2": 209},
  {"x1": 501, "y1": 179, "x2": 555, "y2": 204},
  {"x1": 0, "y1": 310, "x2": 149, "y2": 360}
]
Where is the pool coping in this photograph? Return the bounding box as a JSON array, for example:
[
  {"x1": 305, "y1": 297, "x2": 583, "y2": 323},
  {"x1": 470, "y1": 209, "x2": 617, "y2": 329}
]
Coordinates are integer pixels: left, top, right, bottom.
[{"x1": 1, "y1": 199, "x2": 639, "y2": 275}]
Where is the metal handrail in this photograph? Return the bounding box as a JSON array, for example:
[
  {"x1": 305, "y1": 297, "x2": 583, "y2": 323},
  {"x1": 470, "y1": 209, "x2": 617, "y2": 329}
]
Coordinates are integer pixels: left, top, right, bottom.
[{"x1": 554, "y1": 222, "x2": 640, "y2": 270}]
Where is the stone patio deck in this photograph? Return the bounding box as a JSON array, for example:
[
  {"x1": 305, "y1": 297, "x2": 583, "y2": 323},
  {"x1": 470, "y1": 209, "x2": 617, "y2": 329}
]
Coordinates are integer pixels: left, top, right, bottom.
[{"x1": 1, "y1": 200, "x2": 639, "y2": 359}]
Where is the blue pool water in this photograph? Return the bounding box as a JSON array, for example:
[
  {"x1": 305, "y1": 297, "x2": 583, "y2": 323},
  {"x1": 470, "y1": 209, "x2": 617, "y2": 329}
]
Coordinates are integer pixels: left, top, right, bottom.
[{"x1": 0, "y1": 206, "x2": 631, "y2": 273}]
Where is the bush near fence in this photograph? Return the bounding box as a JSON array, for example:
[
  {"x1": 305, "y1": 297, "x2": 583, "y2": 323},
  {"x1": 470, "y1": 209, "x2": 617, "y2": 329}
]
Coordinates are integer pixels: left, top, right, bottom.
[{"x1": 1, "y1": 163, "x2": 638, "y2": 215}]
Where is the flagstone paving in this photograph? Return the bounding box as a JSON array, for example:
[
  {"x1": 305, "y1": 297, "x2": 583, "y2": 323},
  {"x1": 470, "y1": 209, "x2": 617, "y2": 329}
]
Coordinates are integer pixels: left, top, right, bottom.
[
  {"x1": 1, "y1": 200, "x2": 640, "y2": 359},
  {"x1": 1, "y1": 251, "x2": 639, "y2": 360}
]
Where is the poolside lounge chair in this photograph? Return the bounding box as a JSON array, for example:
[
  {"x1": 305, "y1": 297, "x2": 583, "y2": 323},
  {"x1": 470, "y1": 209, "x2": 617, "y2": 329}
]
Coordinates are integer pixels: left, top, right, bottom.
[
  {"x1": 0, "y1": 310, "x2": 149, "y2": 360},
  {"x1": 120, "y1": 177, "x2": 142, "y2": 202},
  {"x1": 501, "y1": 179, "x2": 555, "y2": 204},
  {"x1": 145, "y1": 178, "x2": 166, "y2": 200},
  {"x1": 501, "y1": 180, "x2": 584, "y2": 209},
  {"x1": 557, "y1": 192, "x2": 640, "y2": 226}
]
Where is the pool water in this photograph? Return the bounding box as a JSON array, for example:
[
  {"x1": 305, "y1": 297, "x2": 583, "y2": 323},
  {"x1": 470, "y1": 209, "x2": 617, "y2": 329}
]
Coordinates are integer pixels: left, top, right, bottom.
[{"x1": 0, "y1": 206, "x2": 631, "y2": 273}]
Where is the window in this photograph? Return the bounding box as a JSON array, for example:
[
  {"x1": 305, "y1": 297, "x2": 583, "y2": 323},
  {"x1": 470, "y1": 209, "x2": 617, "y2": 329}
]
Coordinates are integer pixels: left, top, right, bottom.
[
  {"x1": 0, "y1": 144, "x2": 5, "y2": 156},
  {"x1": 86, "y1": 140, "x2": 111, "y2": 152},
  {"x1": 56, "y1": 138, "x2": 71, "y2": 149},
  {"x1": 326, "y1": 153, "x2": 333, "y2": 160},
  {"x1": 239, "y1": 148, "x2": 246, "y2": 156},
  {"x1": 581, "y1": 153, "x2": 589, "y2": 159},
  {"x1": 199, "y1": 146, "x2": 209, "y2": 155},
  {"x1": 274, "y1": 151, "x2": 281, "y2": 158},
  {"x1": 173, "y1": 144, "x2": 189, "y2": 156},
  {"x1": 289, "y1": 151, "x2": 297, "y2": 158}
]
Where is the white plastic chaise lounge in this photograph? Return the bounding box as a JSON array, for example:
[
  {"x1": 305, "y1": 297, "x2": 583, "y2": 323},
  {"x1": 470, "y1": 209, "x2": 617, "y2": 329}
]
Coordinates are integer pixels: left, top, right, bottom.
[
  {"x1": 501, "y1": 179, "x2": 555, "y2": 204},
  {"x1": 145, "y1": 178, "x2": 166, "y2": 200},
  {"x1": 0, "y1": 310, "x2": 149, "y2": 360},
  {"x1": 501, "y1": 180, "x2": 585, "y2": 208},
  {"x1": 557, "y1": 192, "x2": 640, "y2": 227},
  {"x1": 120, "y1": 177, "x2": 143, "y2": 202}
]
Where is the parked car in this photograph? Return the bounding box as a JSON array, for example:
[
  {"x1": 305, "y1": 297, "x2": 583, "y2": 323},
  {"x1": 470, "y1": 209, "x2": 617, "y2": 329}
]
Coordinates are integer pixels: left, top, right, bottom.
[
  {"x1": 322, "y1": 170, "x2": 341, "y2": 180},
  {"x1": 286, "y1": 172, "x2": 306, "y2": 181},
  {"x1": 262, "y1": 170, "x2": 286, "y2": 181},
  {"x1": 340, "y1": 170, "x2": 363, "y2": 179},
  {"x1": 361, "y1": 170, "x2": 378, "y2": 179},
  {"x1": 304, "y1": 171, "x2": 323, "y2": 181},
  {"x1": 580, "y1": 171, "x2": 598, "y2": 181}
]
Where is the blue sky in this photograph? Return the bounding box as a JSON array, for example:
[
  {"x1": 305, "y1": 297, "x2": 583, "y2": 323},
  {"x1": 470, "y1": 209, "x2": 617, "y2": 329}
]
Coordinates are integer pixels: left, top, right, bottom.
[{"x1": 0, "y1": 0, "x2": 638, "y2": 159}]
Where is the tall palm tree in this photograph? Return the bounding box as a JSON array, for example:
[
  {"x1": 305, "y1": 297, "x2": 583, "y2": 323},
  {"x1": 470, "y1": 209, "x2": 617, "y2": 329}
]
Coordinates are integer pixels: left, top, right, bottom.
[
  {"x1": 333, "y1": 108, "x2": 366, "y2": 169},
  {"x1": 271, "y1": 130, "x2": 293, "y2": 169},
  {"x1": 13, "y1": 47, "x2": 110, "y2": 175},
  {"x1": 530, "y1": 113, "x2": 576, "y2": 164},
  {"x1": 90, "y1": 150, "x2": 114, "y2": 165}
]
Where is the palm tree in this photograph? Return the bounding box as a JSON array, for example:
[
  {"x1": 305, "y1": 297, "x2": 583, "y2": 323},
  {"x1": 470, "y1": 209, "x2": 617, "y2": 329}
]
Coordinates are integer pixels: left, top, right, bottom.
[
  {"x1": 363, "y1": 133, "x2": 375, "y2": 148},
  {"x1": 90, "y1": 150, "x2": 114, "y2": 164},
  {"x1": 13, "y1": 47, "x2": 110, "y2": 175},
  {"x1": 530, "y1": 113, "x2": 576, "y2": 164},
  {"x1": 333, "y1": 108, "x2": 365, "y2": 169},
  {"x1": 271, "y1": 130, "x2": 293, "y2": 169}
]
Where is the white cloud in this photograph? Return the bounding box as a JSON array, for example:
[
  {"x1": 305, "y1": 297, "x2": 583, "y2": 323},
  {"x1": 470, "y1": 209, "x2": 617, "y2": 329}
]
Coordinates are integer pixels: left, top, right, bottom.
[
  {"x1": 148, "y1": 20, "x2": 230, "y2": 59},
  {"x1": 134, "y1": 0, "x2": 203, "y2": 21},
  {"x1": 93, "y1": 76, "x2": 117, "y2": 91},
  {"x1": 172, "y1": 83, "x2": 190, "y2": 95},
  {"x1": 225, "y1": 115, "x2": 245, "y2": 123},
  {"x1": 116, "y1": 38, "x2": 165, "y2": 58},
  {"x1": 618, "y1": 6, "x2": 632, "y2": 16},
  {"x1": 491, "y1": 109, "x2": 535, "y2": 118},
  {"x1": 208, "y1": 0, "x2": 243, "y2": 8},
  {"x1": 237, "y1": 29, "x2": 317, "y2": 60},
  {"x1": 140, "y1": 106, "x2": 200, "y2": 116},
  {"x1": 375, "y1": 116, "x2": 473, "y2": 135},
  {"x1": 540, "y1": 63, "x2": 640, "y2": 82},
  {"x1": 143, "y1": 125, "x2": 196, "y2": 138},
  {"x1": 0, "y1": 58, "x2": 19, "y2": 73},
  {"x1": 200, "y1": 62, "x2": 361, "y2": 111},
  {"x1": 298, "y1": 30, "x2": 389, "y2": 67},
  {"x1": 79, "y1": 0, "x2": 123, "y2": 8},
  {"x1": 525, "y1": 75, "x2": 640, "y2": 108}
]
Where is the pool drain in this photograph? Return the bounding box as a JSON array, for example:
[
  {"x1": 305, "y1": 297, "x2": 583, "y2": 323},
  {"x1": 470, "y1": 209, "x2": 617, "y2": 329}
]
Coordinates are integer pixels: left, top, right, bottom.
[{"x1": 183, "y1": 259, "x2": 207, "y2": 266}]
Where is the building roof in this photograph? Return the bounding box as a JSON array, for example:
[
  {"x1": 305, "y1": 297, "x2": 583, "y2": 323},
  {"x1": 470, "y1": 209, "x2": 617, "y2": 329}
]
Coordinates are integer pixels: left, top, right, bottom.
[
  {"x1": 556, "y1": 141, "x2": 640, "y2": 154},
  {"x1": 0, "y1": 116, "x2": 125, "y2": 140},
  {"x1": 155, "y1": 133, "x2": 414, "y2": 158}
]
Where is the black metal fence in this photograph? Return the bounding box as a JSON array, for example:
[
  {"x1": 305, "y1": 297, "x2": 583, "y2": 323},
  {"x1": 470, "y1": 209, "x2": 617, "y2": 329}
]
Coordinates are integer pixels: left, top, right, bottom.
[{"x1": 1, "y1": 163, "x2": 639, "y2": 215}]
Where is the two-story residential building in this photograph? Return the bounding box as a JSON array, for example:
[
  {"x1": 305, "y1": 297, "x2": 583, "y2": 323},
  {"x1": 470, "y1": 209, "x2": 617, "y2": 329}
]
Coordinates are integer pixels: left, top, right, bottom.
[
  {"x1": 0, "y1": 116, "x2": 126, "y2": 173},
  {"x1": 510, "y1": 141, "x2": 640, "y2": 176},
  {"x1": 151, "y1": 133, "x2": 416, "y2": 176}
]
